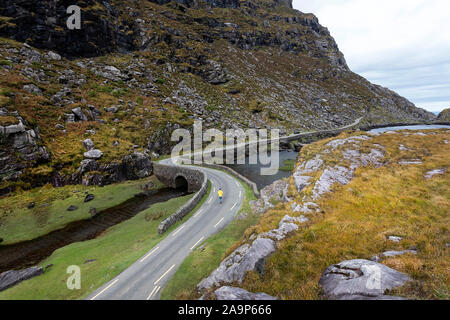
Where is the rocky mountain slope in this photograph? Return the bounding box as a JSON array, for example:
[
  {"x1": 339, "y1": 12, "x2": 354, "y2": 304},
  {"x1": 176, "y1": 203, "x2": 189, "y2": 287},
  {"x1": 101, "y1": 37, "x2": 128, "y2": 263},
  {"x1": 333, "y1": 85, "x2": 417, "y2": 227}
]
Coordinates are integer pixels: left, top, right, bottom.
[
  {"x1": 0, "y1": 0, "x2": 436, "y2": 194},
  {"x1": 438, "y1": 109, "x2": 450, "y2": 122}
]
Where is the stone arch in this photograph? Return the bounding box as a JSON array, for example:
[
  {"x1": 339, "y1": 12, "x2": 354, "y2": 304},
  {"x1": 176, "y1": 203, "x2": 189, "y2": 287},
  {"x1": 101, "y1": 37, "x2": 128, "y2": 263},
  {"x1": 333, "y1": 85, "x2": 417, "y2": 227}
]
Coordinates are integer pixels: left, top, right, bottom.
[{"x1": 174, "y1": 174, "x2": 188, "y2": 190}]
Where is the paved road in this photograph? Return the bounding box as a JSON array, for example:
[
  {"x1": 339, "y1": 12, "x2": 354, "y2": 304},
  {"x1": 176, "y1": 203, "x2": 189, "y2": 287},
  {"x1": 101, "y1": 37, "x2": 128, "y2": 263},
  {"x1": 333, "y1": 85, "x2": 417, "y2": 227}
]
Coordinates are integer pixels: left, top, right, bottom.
[{"x1": 87, "y1": 163, "x2": 244, "y2": 300}]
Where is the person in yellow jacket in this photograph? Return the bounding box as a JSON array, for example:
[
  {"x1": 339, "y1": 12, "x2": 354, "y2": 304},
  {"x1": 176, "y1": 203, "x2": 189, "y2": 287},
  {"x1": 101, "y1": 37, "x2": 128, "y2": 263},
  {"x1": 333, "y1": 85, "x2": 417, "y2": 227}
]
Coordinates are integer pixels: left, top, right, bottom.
[{"x1": 218, "y1": 188, "x2": 224, "y2": 204}]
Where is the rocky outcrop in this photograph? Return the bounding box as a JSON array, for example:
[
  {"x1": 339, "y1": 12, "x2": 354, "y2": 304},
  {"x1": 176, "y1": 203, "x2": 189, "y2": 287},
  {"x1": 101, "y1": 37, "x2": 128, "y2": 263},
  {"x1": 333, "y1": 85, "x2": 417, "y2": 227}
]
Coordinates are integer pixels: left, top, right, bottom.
[
  {"x1": 213, "y1": 286, "x2": 277, "y2": 300},
  {"x1": 250, "y1": 179, "x2": 289, "y2": 214},
  {"x1": 290, "y1": 134, "x2": 385, "y2": 213},
  {"x1": 0, "y1": 111, "x2": 50, "y2": 194},
  {"x1": 0, "y1": 267, "x2": 44, "y2": 292},
  {"x1": 437, "y1": 108, "x2": 450, "y2": 122},
  {"x1": 197, "y1": 213, "x2": 308, "y2": 291},
  {"x1": 319, "y1": 259, "x2": 411, "y2": 300},
  {"x1": 70, "y1": 152, "x2": 153, "y2": 187},
  {"x1": 198, "y1": 237, "x2": 276, "y2": 290}
]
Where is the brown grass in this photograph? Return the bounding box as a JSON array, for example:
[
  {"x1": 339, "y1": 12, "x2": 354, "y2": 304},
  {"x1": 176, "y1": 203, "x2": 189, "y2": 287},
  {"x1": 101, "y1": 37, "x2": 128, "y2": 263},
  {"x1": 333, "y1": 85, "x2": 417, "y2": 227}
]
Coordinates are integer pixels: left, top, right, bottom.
[{"x1": 232, "y1": 130, "x2": 449, "y2": 300}]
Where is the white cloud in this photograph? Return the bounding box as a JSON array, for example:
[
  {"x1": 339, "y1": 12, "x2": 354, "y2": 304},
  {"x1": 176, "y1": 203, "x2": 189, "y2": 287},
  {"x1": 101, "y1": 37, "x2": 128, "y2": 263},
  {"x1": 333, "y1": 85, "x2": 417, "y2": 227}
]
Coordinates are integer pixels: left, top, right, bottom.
[{"x1": 293, "y1": 0, "x2": 450, "y2": 112}]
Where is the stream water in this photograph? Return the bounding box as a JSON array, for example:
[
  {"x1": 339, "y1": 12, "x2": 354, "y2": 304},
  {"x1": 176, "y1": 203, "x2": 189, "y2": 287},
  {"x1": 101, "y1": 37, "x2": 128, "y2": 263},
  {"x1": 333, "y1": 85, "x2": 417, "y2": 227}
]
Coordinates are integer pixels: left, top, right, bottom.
[
  {"x1": 369, "y1": 124, "x2": 450, "y2": 133},
  {"x1": 0, "y1": 187, "x2": 188, "y2": 273},
  {"x1": 225, "y1": 150, "x2": 298, "y2": 190}
]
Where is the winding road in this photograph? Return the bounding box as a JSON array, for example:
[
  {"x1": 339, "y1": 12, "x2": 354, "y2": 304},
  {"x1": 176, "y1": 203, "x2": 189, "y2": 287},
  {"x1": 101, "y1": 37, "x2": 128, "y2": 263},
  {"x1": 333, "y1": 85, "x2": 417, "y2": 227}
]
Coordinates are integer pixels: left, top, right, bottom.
[
  {"x1": 87, "y1": 116, "x2": 363, "y2": 300},
  {"x1": 87, "y1": 162, "x2": 244, "y2": 300}
]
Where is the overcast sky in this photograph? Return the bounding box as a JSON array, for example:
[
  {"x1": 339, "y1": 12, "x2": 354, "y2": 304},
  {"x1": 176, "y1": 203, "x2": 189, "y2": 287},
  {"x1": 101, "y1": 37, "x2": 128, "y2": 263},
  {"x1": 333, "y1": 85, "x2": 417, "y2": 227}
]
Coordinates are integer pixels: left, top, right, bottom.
[{"x1": 293, "y1": 0, "x2": 450, "y2": 113}]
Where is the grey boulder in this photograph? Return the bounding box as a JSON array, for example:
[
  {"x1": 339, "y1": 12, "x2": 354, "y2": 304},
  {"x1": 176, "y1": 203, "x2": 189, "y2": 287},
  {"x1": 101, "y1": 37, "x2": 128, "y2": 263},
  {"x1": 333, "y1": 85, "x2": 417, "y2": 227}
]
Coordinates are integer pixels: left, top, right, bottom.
[
  {"x1": 197, "y1": 237, "x2": 276, "y2": 290},
  {"x1": 214, "y1": 286, "x2": 277, "y2": 300},
  {"x1": 72, "y1": 107, "x2": 88, "y2": 121},
  {"x1": 319, "y1": 259, "x2": 411, "y2": 300},
  {"x1": 23, "y1": 84, "x2": 42, "y2": 95},
  {"x1": 84, "y1": 149, "x2": 103, "y2": 160},
  {"x1": 83, "y1": 138, "x2": 95, "y2": 150}
]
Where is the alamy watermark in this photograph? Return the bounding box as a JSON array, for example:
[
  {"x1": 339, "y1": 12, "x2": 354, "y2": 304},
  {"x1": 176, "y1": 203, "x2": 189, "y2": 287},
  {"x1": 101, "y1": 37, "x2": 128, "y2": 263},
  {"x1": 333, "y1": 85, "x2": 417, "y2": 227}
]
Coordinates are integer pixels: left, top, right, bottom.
[
  {"x1": 66, "y1": 265, "x2": 81, "y2": 290},
  {"x1": 66, "y1": 5, "x2": 81, "y2": 30},
  {"x1": 170, "y1": 121, "x2": 280, "y2": 175}
]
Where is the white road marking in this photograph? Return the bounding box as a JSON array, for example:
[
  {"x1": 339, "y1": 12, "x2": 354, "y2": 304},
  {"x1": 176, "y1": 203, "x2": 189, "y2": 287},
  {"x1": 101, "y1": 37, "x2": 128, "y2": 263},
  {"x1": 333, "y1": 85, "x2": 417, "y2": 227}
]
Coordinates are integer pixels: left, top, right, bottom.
[
  {"x1": 140, "y1": 246, "x2": 160, "y2": 262},
  {"x1": 193, "y1": 208, "x2": 204, "y2": 218},
  {"x1": 214, "y1": 217, "x2": 224, "y2": 228},
  {"x1": 90, "y1": 279, "x2": 119, "y2": 300},
  {"x1": 230, "y1": 202, "x2": 237, "y2": 210},
  {"x1": 190, "y1": 236, "x2": 205, "y2": 250},
  {"x1": 154, "y1": 264, "x2": 176, "y2": 285},
  {"x1": 172, "y1": 225, "x2": 185, "y2": 237},
  {"x1": 239, "y1": 191, "x2": 242, "y2": 198},
  {"x1": 213, "y1": 186, "x2": 216, "y2": 193},
  {"x1": 146, "y1": 286, "x2": 160, "y2": 300},
  {"x1": 208, "y1": 197, "x2": 212, "y2": 204},
  {"x1": 235, "y1": 181, "x2": 239, "y2": 187}
]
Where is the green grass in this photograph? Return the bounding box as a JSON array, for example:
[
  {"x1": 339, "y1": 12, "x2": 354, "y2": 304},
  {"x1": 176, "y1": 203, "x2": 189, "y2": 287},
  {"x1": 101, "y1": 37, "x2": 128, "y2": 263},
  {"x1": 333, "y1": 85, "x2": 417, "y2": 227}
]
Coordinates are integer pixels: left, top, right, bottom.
[
  {"x1": 279, "y1": 159, "x2": 296, "y2": 172},
  {"x1": 0, "y1": 177, "x2": 163, "y2": 245},
  {"x1": 160, "y1": 178, "x2": 259, "y2": 300},
  {"x1": 0, "y1": 182, "x2": 211, "y2": 300}
]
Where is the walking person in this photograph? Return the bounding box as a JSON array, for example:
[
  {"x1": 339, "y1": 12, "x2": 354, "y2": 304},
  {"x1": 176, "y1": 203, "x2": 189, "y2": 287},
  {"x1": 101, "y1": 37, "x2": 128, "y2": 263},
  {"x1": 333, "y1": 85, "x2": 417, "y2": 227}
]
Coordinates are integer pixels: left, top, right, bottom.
[{"x1": 218, "y1": 188, "x2": 224, "y2": 205}]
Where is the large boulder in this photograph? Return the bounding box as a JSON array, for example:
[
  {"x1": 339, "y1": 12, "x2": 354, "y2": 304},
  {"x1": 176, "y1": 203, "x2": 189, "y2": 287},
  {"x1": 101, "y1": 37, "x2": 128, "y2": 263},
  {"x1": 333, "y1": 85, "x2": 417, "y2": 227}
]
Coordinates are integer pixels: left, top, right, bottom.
[
  {"x1": 214, "y1": 286, "x2": 277, "y2": 300},
  {"x1": 319, "y1": 259, "x2": 411, "y2": 300},
  {"x1": 198, "y1": 237, "x2": 276, "y2": 290},
  {"x1": 0, "y1": 267, "x2": 44, "y2": 292}
]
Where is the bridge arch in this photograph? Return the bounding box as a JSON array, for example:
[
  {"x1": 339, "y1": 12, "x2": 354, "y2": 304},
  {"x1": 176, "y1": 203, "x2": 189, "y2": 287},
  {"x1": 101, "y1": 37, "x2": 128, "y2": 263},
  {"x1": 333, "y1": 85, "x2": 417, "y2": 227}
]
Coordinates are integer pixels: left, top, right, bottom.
[{"x1": 153, "y1": 163, "x2": 204, "y2": 193}]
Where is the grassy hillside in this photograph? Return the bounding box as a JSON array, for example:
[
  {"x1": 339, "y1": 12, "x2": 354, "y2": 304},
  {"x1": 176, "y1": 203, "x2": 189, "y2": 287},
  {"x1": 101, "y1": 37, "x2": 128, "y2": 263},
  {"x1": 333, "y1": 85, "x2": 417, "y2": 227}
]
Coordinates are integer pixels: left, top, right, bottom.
[{"x1": 191, "y1": 129, "x2": 450, "y2": 300}]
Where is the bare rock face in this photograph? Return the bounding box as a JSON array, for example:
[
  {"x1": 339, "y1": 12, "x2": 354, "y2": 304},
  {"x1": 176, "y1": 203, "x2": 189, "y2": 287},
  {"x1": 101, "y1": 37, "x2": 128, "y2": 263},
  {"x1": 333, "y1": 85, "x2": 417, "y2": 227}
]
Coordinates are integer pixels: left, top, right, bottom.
[
  {"x1": 198, "y1": 213, "x2": 307, "y2": 291},
  {"x1": 250, "y1": 179, "x2": 289, "y2": 214},
  {"x1": 0, "y1": 267, "x2": 44, "y2": 292},
  {"x1": 311, "y1": 165, "x2": 353, "y2": 200},
  {"x1": 260, "y1": 215, "x2": 308, "y2": 241},
  {"x1": 319, "y1": 259, "x2": 411, "y2": 300},
  {"x1": 0, "y1": 112, "x2": 50, "y2": 195},
  {"x1": 197, "y1": 237, "x2": 276, "y2": 290},
  {"x1": 0, "y1": 0, "x2": 136, "y2": 57},
  {"x1": 214, "y1": 286, "x2": 277, "y2": 300}
]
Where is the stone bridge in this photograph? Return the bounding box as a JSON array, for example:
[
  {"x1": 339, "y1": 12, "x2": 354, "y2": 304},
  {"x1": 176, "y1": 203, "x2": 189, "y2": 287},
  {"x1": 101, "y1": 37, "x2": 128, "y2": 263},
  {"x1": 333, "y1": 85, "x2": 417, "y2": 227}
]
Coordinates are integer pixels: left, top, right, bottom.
[{"x1": 153, "y1": 163, "x2": 204, "y2": 193}]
